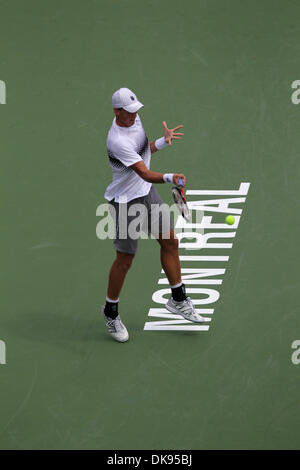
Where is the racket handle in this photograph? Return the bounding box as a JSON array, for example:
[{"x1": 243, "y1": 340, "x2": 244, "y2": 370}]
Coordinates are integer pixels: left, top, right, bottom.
[{"x1": 178, "y1": 177, "x2": 184, "y2": 188}]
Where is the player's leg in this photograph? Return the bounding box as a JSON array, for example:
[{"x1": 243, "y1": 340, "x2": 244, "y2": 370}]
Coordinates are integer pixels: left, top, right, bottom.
[
  {"x1": 157, "y1": 230, "x2": 205, "y2": 323},
  {"x1": 102, "y1": 198, "x2": 139, "y2": 342},
  {"x1": 147, "y1": 186, "x2": 205, "y2": 323},
  {"x1": 157, "y1": 229, "x2": 181, "y2": 286},
  {"x1": 107, "y1": 251, "x2": 135, "y2": 301},
  {"x1": 102, "y1": 251, "x2": 134, "y2": 343},
  {"x1": 157, "y1": 230, "x2": 188, "y2": 302}
]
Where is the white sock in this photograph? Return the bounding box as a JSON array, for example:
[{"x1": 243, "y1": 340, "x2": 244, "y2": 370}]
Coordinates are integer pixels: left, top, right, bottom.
[
  {"x1": 106, "y1": 297, "x2": 119, "y2": 303},
  {"x1": 170, "y1": 282, "x2": 183, "y2": 289}
]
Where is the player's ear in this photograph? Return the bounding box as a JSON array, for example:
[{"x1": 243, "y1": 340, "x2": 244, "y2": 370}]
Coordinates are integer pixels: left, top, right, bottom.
[{"x1": 113, "y1": 107, "x2": 122, "y2": 116}]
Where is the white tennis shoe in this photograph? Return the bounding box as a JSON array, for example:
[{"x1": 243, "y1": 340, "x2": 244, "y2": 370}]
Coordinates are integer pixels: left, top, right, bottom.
[
  {"x1": 165, "y1": 297, "x2": 206, "y2": 323},
  {"x1": 102, "y1": 306, "x2": 129, "y2": 342}
]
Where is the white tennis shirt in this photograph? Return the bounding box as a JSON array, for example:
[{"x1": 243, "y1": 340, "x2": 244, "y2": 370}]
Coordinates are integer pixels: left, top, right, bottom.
[{"x1": 104, "y1": 114, "x2": 152, "y2": 203}]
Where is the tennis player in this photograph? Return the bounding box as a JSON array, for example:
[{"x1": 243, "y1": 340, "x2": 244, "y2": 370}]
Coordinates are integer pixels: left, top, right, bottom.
[{"x1": 102, "y1": 87, "x2": 205, "y2": 342}]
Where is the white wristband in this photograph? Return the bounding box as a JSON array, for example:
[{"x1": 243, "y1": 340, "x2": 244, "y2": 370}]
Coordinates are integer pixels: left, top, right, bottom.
[
  {"x1": 155, "y1": 137, "x2": 168, "y2": 150},
  {"x1": 163, "y1": 173, "x2": 174, "y2": 184}
]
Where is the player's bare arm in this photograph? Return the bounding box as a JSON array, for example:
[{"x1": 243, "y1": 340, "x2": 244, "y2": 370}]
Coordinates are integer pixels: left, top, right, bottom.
[
  {"x1": 131, "y1": 161, "x2": 186, "y2": 186},
  {"x1": 149, "y1": 121, "x2": 184, "y2": 153},
  {"x1": 149, "y1": 141, "x2": 159, "y2": 153}
]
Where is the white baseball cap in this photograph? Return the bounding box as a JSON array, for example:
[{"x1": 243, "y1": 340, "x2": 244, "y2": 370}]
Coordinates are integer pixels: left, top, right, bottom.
[{"x1": 112, "y1": 87, "x2": 144, "y2": 113}]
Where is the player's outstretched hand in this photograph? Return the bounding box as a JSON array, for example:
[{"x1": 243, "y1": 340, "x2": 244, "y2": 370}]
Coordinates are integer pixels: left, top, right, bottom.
[
  {"x1": 173, "y1": 174, "x2": 186, "y2": 187},
  {"x1": 163, "y1": 121, "x2": 184, "y2": 146}
]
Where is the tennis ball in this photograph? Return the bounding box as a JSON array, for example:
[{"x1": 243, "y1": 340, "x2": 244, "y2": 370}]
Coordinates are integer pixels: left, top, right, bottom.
[{"x1": 226, "y1": 215, "x2": 235, "y2": 225}]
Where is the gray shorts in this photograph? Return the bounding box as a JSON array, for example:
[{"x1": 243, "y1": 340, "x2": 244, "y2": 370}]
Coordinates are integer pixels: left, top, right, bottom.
[{"x1": 108, "y1": 185, "x2": 174, "y2": 254}]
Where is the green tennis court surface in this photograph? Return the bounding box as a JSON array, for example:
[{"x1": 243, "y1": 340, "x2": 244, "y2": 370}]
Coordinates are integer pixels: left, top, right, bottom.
[{"x1": 1, "y1": 0, "x2": 300, "y2": 450}]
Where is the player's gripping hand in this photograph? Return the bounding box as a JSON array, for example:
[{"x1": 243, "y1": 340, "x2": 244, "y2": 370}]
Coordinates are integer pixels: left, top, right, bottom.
[{"x1": 173, "y1": 174, "x2": 186, "y2": 187}]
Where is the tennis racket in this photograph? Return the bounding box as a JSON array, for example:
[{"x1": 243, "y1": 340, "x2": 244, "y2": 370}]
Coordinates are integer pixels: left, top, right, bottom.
[{"x1": 171, "y1": 177, "x2": 191, "y2": 222}]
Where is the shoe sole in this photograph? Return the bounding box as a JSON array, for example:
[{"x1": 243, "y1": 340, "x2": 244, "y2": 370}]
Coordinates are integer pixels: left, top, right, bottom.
[{"x1": 112, "y1": 334, "x2": 129, "y2": 343}]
